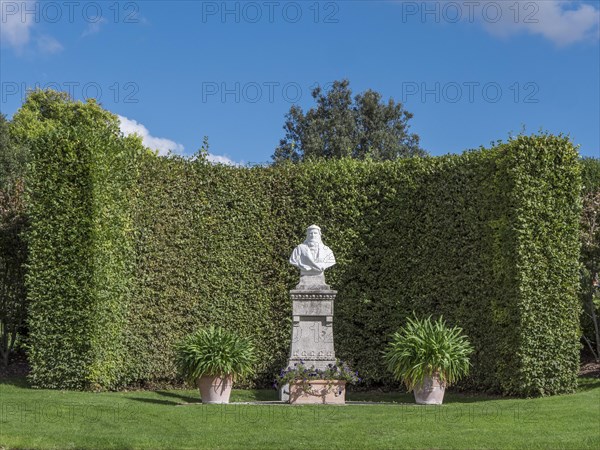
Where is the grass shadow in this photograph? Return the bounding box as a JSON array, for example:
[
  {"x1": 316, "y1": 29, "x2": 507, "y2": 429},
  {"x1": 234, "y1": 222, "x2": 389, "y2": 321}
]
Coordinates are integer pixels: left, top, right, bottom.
[
  {"x1": 0, "y1": 375, "x2": 30, "y2": 389},
  {"x1": 127, "y1": 389, "x2": 278, "y2": 405},
  {"x1": 441, "y1": 393, "x2": 504, "y2": 404},
  {"x1": 230, "y1": 389, "x2": 279, "y2": 402},
  {"x1": 577, "y1": 377, "x2": 600, "y2": 391},
  {"x1": 347, "y1": 391, "x2": 413, "y2": 403},
  {"x1": 155, "y1": 390, "x2": 201, "y2": 404},
  {"x1": 126, "y1": 390, "x2": 204, "y2": 406},
  {"x1": 247, "y1": 389, "x2": 278, "y2": 401},
  {"x1": 126, "y1": 397, "x2": 182, "y2": 406},
  {"x1": 347, "y1": 389, "x2": 503, "y2": 404}
]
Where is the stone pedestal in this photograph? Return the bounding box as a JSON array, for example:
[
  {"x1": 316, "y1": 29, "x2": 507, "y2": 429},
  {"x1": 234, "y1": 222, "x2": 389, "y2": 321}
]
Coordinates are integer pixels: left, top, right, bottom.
[
  {"x1": 280, "y1": 282, "x2": 337, "y2": 401},
  {"x1": 288, "y1": 289, "x2": 337, "y2": 369}
]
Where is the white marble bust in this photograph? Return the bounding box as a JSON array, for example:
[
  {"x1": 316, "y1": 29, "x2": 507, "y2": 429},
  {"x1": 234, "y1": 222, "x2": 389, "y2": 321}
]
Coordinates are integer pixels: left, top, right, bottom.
[{"x1": 289, "y1": 225, "x2": 335, "y2": 288}]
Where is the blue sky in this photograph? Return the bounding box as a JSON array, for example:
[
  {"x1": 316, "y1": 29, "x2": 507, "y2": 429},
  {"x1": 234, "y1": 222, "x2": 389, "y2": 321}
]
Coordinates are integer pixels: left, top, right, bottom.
[{"x1": 1, "y1": 0, "x2": 599, "y2": 163}]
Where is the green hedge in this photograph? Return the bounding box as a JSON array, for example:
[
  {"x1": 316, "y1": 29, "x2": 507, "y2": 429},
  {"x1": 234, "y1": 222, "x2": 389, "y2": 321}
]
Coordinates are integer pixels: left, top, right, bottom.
[
  {"x1": 21, "y1": 93, "x2": 582, "y2": 395},
  {"x1": 124, "y1": 158, "x2": 285, "y2": 386},
  {"x1": 15, "y1": 91, "x2": 143, "y2": 389},
  {"x1": 120, "y1": 137, "x2": 580, "y2": 395}
]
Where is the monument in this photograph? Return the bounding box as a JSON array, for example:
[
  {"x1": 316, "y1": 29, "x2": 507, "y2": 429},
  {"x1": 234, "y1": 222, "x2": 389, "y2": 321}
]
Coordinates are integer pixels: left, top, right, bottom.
[{"x1": 281, "y1": 225, "x2": 338, "y2": 401}]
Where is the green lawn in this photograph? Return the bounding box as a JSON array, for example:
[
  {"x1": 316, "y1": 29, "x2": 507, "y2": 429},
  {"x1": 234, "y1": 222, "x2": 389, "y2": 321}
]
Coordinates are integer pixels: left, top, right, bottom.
[{"x1": 1, "y1": 377, "x2": 598, "y2": 449}]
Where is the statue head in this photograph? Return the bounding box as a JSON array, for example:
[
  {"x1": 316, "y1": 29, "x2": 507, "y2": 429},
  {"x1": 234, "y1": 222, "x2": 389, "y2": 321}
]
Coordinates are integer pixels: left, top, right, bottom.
[{"x1": 305, "y1": 225, "x2": 322, "y2": 244}]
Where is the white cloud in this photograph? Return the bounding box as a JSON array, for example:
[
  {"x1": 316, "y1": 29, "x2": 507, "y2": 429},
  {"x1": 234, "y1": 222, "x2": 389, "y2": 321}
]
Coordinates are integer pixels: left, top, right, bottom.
[
  {"x1": 118, "y1": 115, "x2": 242, "y2": 164},
  {"x1": 81, "y1": 17, "x2": 107, "y2": 37},
  {"x1": 118, "y1": 115, "x2": 185, "y2": 156},
  {"x1": 480, "y1": 0, "x2": 599, "y2": 47},
  {"x1": 0, "y1": 0, "x2": 34, "y2": 51},
  {"x1": 205, "y1": 153, "x2": 240, "y2": 166},
  {"x1": 35, "y1": 34, "x2": 63, "y2": 54},
  {"x1": 1, "y1": 0, "x2": 64, "y2": 54}
]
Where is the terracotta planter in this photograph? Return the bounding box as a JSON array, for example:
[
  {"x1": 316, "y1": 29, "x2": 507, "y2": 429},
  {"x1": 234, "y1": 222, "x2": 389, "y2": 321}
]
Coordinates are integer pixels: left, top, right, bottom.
[
  {"x1": 413, "y1": 373, "x2": 445, "y2": 405},
  {"x1": 288, "y1": 380, "x2": 346, "y2": 404},
  {"x1": 197, "y1": 375, "x2": 233, "y2": 404}
]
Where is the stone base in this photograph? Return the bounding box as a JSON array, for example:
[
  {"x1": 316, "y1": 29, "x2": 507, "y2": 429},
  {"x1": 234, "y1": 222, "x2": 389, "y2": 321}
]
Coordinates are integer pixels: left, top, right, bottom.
[
  {"x1": 279, "y1": 384, "x2": 290, "y2": 402},
  {"x1": 288, "y1": 380, "x2": 346, "y2": 405},
  {"x1": 287, "y1": 289, "x2": 337, "y2": 370},
  {"x1": 282, "y1": 287, "x2": 338, "y2": 402},
  {"x1": 295, "y1": 272, "x2": 331, "y2": 290}
]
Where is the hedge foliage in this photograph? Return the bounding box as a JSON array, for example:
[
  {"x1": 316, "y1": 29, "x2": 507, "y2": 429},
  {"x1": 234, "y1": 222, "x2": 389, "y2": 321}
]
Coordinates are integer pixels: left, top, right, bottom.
[
  {"x1": 0, "y1": 114, "x2": 28, "y2": 367},
  {"x1": 21, "y1": 92, "x2": 583, "y2": 395},
  {"x1": 14, "y1": 91, "x2": 144, "y2": 389}
]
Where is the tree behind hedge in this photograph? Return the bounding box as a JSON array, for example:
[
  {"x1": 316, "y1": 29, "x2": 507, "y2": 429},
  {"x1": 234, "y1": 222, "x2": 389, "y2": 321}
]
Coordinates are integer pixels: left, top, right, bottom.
[
  {"x1": 273, "y1": 80, "x2": 426, "y2": 163},
  {"x1": 580, "y1": 158, "x2": 600, "y2": 361}
]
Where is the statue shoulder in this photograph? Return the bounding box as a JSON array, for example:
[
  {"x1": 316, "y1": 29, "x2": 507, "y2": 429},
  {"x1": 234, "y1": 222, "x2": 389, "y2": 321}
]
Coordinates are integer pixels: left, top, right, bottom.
[{"x1": 292, "y1": 243, "x2": 308, "y2": 255}]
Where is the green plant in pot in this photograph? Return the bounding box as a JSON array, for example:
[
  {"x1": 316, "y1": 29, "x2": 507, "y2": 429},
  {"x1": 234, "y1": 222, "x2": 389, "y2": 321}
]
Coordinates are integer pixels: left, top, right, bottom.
[
  {"x1": 383, "y1": 315, "x2": 473, "y2": 405},
  {"x1": 175, "y1": 325, "x2": 256, "y2": 404}
]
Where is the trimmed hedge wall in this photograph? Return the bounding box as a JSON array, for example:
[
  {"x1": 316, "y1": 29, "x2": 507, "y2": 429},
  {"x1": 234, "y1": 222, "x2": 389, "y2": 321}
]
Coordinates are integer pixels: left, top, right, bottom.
[
  {"x1": 123, "y1": 136, "x2": 582, "y2": 396},
  {"x1": 21, "y1": 93, "x2": 582, "y2": 395},
  {"x1": 15, "y1": 91, "x2": 144, "y2": 389},
  {"x1": 124, "y1": 158, "x2": 286, "y2": 386}
]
